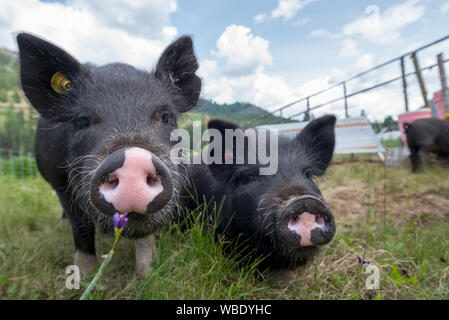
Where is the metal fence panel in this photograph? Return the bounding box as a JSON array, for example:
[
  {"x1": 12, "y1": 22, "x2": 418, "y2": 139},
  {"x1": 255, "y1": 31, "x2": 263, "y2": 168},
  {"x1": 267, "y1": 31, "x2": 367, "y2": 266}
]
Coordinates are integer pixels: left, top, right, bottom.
[
  {"x1": 0, "y1": 148, "x2": 38, "y2": 178},
  {"x1": 256, "y1": 117, "x2": 385, "y2": 155}
]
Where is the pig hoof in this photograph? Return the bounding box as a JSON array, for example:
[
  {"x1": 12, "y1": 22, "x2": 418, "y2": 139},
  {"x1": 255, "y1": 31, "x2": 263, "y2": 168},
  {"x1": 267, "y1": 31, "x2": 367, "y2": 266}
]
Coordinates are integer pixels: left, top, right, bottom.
[
  {"x1": 134, "y1": 266, "x2": 153, "y2": 279},
  {"x1": 74, "y1": 251, "x2": 97, "y2": 275},
  {"x1": 266, "y1": 269, "x2": 296, "y2": 286}
]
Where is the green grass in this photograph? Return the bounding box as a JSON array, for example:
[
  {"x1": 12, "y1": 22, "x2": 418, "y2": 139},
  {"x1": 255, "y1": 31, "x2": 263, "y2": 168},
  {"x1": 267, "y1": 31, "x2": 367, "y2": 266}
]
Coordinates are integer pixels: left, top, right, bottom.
[
  {"x1": 381, "y1": 139, "x2": 403, "y2": 148},
  {"x1": 0, "y1": 159, "x2": 448, "y2": 300}
]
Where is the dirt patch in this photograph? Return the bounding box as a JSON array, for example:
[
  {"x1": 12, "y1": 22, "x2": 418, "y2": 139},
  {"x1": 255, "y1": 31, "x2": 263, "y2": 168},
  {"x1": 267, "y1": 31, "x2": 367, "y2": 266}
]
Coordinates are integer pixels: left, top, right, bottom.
[
  {"x1": 322, "y1": 179, "x2": 449, "y2": 224},
  {"x1": 322, "y1": 180, "x2": 367, "y2": 218},
  {"x1": 393, "y1": 190, "x2": 449, "y2": 222}
]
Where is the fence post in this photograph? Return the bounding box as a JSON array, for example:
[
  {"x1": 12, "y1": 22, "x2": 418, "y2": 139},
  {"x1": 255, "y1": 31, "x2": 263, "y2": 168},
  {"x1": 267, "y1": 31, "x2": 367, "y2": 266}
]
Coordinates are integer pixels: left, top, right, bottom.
[
  {"x1": 19, "y1": 151, "x2": 24, "y2": 179},
  {"x1": 28, "y1": 152, "x2": 33, "y2": 177},
  {"x1": 343, "y1": 82, "x2": 349, "y2": 118},
  {"x1": 0, "y1": 149, "x2": 3, "y2": 176},
  {"x1": 400, "y1": 56, "x2": 409, "y2": 112},
  {"x1": 9, "y1": 149, "x2": 14, "y2": 177},
  {"x1": 306, "y1": 97, "x2": 310, "y2": 121},
  {"x1": 411, "y1": 52, "x2": 431, "y2": 109},
  {"x1": 437, "y1": 53, "x2": 449, "y2": 114}
]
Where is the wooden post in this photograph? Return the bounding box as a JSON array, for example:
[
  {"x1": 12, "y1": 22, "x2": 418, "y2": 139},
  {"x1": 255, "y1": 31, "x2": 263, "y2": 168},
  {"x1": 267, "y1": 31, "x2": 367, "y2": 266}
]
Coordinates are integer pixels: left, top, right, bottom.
[
  {"x1": 343, "y1": 82, "x2": 348, "y2": 118},
  {"x1": 411, "y1": 52, "x2": 431, "y2": 109},
  {"x1": 437, "y1": 53, "x2": 449, "y2": 114},
  {"x1": 400, "y1": 56, "x2": 409, "y2": 112},
  {"x1": 306, "y1": 97, "x2": 310, "y2": 121}
]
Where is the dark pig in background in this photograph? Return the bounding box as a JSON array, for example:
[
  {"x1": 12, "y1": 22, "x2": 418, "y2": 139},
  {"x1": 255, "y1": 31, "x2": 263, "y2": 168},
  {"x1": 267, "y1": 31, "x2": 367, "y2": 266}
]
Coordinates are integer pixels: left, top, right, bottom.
[
  {"x1": 184, "y1": 115, "x2": 337, "y2": 283},
  {"x1": 404, "y1": 118, "x2": 449, "y2": 172},
  {"x1": 16, "y1": 32, "x2": 201, "y2": 275}
]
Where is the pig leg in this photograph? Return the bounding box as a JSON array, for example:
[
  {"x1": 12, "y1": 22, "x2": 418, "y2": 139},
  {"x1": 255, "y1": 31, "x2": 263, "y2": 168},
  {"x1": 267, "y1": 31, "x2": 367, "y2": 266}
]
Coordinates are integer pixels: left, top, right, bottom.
[
  {"x1": 409, "y1": 146, "x2": 423, "y2": 172},
  {"x1": 266, "y1": 269, "x2": 296, "y2": 285},
  {"x1": 56, "y1": 191, "x2": 97, "y2": 275},
  {"x1": 135, "y1": 234, "x2": 156, "y2": 276}
]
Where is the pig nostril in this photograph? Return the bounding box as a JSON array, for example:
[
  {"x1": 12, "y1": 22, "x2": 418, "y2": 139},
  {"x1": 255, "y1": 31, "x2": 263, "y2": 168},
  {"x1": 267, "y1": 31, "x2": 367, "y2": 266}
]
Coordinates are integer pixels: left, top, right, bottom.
[
  {"x1": 316, "y1": 215, "x2": 325, "y2": 226},
  {"x1": 147, "y1": 173, "x2": 159, "y2": 187},
  {"x1": 105, "y1": 177, "x2": 119, "y2": 189},
  {"x1": 288, "y1": 215, "x2": 299, "y2": 228}
]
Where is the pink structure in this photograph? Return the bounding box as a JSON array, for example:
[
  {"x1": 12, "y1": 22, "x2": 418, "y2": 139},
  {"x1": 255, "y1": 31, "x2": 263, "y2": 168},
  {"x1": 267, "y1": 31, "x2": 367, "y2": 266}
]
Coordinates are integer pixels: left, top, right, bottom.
[
  {"x1": 398, "y1": 89, "x2": 449, "y2": 146},
  {"x1": 398, "y1": 109, "x2": 432, "y2": 146},
  {"x1": 433, "y1": 89, "x2": 449, "y2": 119}
]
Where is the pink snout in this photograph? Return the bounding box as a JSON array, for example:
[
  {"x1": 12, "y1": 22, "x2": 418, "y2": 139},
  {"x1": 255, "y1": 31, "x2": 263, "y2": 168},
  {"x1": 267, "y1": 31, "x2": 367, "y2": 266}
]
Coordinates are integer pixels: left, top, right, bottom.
[
  {"x1": 279, "y1": 195, "x2": 336, "y2": 247},
  {"x1": 99, "y1": 148, "x2": 162, "y2": 214},
  {"x1": 287, "y1": 212, "x2": 325, "y2": 246},
  {"x1": 90, "y1": 147, "x2": 173, "y2": 216}
]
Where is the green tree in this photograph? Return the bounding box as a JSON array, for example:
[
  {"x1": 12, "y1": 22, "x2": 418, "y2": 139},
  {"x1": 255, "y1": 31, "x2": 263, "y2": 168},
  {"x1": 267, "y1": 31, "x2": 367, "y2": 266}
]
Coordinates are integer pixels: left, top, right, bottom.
[
  {"x1": 0, "y1": 89, "x2": 7, "y2": 102},
  {"x1": 383, "y1": 115, "x2": 397, "y2": 129}
]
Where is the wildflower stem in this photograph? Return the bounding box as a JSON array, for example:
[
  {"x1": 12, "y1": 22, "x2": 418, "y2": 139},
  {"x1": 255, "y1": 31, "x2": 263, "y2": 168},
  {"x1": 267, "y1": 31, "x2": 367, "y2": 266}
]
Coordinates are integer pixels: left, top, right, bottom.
[{"x1": 79, "y1": 230, "x2": 122, "y2": 300}]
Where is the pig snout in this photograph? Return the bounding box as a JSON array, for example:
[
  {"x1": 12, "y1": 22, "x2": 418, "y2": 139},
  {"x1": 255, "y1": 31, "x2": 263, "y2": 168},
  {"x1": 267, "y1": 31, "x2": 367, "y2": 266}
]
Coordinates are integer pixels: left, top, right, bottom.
[
  {"x1": 279, "y1": 195, "x2": 335, "y2": 247},
  {"x1": 90, "y1": 147, "x2": 173, "y2": 215}
]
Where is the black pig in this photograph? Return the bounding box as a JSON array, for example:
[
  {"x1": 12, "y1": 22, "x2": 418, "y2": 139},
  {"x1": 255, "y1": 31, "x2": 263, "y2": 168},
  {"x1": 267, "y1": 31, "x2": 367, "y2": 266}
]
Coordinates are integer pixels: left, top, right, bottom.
[
  {"x1": 404, "y1": 118, "x2": 449, "y2": 172},
  {"x1": 16, "y1": 32, "x2": 201, "y2": 275},
  {"x1": 184, "y1": 115, "x2": 336, "y2": 283}
]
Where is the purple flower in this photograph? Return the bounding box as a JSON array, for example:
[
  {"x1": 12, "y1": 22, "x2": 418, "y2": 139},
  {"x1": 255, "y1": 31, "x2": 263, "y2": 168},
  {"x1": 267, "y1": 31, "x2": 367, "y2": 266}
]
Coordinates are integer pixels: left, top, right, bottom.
[
  {"x1": 356, "y1": 256, "x2": 370, "y2": 264},
  {"x1": 113, "y1": 212, "x2": 128, "y2": 230}
]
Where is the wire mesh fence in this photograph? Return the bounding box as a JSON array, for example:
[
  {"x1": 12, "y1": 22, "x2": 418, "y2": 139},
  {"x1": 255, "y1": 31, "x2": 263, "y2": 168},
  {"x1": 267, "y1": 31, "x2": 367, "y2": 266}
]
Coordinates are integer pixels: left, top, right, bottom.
[{"x1": 0, "y1": 148, "x2": 38, "y2": 179}]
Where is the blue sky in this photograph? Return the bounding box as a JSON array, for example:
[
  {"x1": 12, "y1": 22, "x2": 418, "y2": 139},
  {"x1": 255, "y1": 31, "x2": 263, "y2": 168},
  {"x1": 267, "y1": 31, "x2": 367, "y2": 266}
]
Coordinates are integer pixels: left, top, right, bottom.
[{"x1": 1, "y1": 0, "x2": 449, "y2": 120}]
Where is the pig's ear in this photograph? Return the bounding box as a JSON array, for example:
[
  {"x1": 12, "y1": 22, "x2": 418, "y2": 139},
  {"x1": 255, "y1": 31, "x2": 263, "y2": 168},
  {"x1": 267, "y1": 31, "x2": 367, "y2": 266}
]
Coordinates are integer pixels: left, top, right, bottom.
[
  {"x1": 16, "y1": 33, "x2": 86, "y2": 121},
  {"x1": 207, "y1": 118, "x2": 240, "y2": 133},
  {"x1": 207, "y1": 118, "x2": 242, "y2": 181},
  {"x1": 296, "y1": 115, "x2": 336, "y2": 175},
  {"x1": 155, "y1": 36, "x2": 201, "y2": 112}
]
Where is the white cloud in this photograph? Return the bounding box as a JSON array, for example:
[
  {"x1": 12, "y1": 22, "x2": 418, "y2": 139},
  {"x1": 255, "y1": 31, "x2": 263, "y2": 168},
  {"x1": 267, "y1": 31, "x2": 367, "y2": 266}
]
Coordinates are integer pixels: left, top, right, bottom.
[
  {"x1": 200, "y1": 21, "x2": 437, "y2": 122},
  {"x1": 342, "y1": 0, "x2": 425, "y2": 45},
  {"x1": 253, "y1": 13, "x2": 268, "y2": 24},
  {"x1": 355, "y1": 53, "x2": 374, "y2": 70},
  {"x1": 339, "y1": 39, "x2": 361, "y2": 58},
  {"x1": 200, "y1": 25, "x2": 295, "y2": 109},
  {"x1": 442, "y1": 2, "x2": 449, "y2": 13},
  {"x1": 253, "y1": 0, "x2": 316, "y2": 24},
  {"x1": 292, "y1": 18, "x2": 311, "y2": 26},
  {"x1": 214, "y1": 25, "x2": 272, "y2": 76},
  {"x1": 0, "y1": 0, "x2": 178, "y2": 68},
  {"x1": 69, "y1": 0, "x2": 177, "y2": 40},
  {"x1": 271, "y1": 0, "x2": 317, "y2": 21},
  {"x1": 199, "y1": 24, "x2": 348, "y2": 115},
  {"x1": 309, "y1": 28, "x2": 332, "y2": 38}
]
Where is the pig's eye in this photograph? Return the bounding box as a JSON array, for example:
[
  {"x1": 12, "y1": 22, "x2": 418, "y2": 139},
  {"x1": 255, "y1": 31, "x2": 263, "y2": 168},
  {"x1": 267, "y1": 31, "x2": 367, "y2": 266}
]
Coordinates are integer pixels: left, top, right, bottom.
[
  {"x1": 304, "y1": 168, "x2": 322, "y2": 179},
  {"x1": 72, "y1": 116, "x2": 90, "y2": 131},
  {"x1": 161, "y1": 112, "x2": 176, "y2": 126},
  {"x1": 235, "y1": 172, "x2": 258, "y2": 184},
  {"x1": 304, "y1": 168, "x2": 313, "y2": 179}
]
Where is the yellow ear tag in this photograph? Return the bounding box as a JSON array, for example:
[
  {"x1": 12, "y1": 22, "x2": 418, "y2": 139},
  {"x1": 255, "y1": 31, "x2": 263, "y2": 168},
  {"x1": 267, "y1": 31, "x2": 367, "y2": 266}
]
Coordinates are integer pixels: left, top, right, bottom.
[{"x1": 51, "y1": 71, "x2": 72, "y2": 94}]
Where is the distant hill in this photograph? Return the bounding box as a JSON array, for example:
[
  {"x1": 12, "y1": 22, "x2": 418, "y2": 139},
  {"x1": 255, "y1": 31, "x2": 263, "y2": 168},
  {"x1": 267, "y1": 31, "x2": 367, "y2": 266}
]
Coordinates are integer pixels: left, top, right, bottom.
[
  {"x1": 0, "y1": 47, "x2": 291, "y2": 128},
  {"x1": 190, "y1": 99, "x2": 293, "y2": 128},
  {"x1": 0, "y1": 48, "x2": 20, "y2": 103}
]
